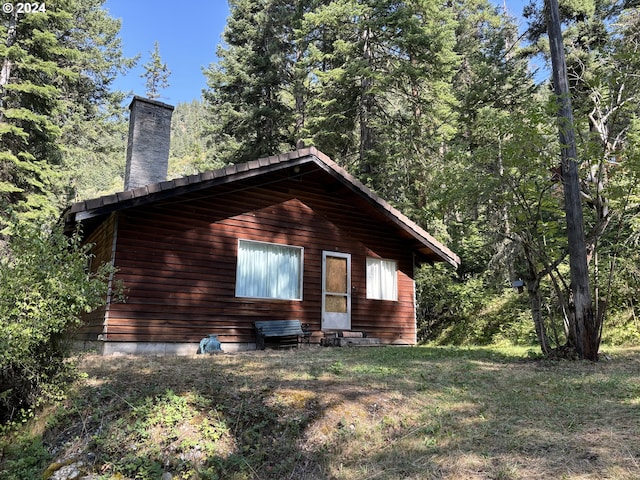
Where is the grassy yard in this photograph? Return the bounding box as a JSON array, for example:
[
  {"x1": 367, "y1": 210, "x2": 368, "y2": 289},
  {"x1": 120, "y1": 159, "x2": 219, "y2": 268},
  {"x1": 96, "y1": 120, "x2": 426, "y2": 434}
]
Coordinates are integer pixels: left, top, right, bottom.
[{"x1": 1, "y1": 345, "x2": 639, "y2": 479}]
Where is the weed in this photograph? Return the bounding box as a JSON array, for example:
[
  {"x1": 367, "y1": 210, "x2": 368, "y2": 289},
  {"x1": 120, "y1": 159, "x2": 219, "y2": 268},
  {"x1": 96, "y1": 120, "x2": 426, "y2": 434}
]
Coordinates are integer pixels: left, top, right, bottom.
[
  {"x1": 329, "y1": 360, "x2": 345, "y2": 375},
  {"x1": 0, "y1": 433, "x2": 50, "y2": 480}
]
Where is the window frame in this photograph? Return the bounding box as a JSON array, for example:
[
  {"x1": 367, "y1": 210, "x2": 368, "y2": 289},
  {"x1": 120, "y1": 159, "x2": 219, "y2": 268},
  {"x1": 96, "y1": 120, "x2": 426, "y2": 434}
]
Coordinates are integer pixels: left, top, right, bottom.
[
  {"x1": 366, "y1": 257, "x2": 398, "y2": 301},
  {"x1": 235, "y1": 239, "x2": 304, "y2": 301}
]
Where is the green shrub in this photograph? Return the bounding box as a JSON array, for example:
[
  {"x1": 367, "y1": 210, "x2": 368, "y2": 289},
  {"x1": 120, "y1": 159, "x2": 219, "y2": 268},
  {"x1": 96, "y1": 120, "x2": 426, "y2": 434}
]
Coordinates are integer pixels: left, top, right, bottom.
[
  {"x1": 416, "y1": 263, "x2": 537, "y2": 346},
  {"x1": 0, "y1": 219, "x2": 115, "y2": 425},
  {"x1": 0, "y1": 433, "x2": 50, "y2": 480},
  {"x1": 600, "y1": 308, "x2": 640, "y2": 346}
]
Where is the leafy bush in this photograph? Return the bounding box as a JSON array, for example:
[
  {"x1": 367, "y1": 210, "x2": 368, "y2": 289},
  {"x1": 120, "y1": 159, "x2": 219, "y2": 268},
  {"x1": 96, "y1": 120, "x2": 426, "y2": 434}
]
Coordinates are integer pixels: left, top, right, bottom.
[
  {"x1": 0, "y1": 432, "x2": 50, "y2": 480},
  {"x1": 0, "y1": 219, "x2": 114, "y2": 425},
  {"x1": 416, "y1": 264, "x2": 536, "y2": 346},
  {"x1": 416, "y1": 264, "x2": 491, "y2": 343}
]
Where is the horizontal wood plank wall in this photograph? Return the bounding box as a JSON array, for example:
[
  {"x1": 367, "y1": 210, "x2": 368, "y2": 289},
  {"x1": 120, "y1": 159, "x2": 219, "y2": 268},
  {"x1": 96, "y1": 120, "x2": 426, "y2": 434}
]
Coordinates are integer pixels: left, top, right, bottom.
[
  {"x1": 76, "y1": 214, "x2": 116, "y2": 340},
  {"x1": 103, "y1": 165, "x2": 417, "y2": 344}
]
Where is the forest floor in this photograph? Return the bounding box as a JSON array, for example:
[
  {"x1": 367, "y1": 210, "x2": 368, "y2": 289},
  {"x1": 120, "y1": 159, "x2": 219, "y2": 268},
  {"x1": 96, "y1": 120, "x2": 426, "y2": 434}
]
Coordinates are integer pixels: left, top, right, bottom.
[{"x1": 2, "y1": 345, "x2": 639, "y2": 480}]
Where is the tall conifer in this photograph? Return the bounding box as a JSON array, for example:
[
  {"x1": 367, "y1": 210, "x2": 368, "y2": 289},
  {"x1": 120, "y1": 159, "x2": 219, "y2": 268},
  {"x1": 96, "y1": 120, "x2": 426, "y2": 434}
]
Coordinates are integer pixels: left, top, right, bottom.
[
  {"x1": 0, "y1": 0, "x2": 132, "y2": 220},
  {"x1": 141, "y1": 41, "x2": 170, "y2": 100},
  {"x1": 204, "y1": 0, "x2": 300, "y2": 163}
]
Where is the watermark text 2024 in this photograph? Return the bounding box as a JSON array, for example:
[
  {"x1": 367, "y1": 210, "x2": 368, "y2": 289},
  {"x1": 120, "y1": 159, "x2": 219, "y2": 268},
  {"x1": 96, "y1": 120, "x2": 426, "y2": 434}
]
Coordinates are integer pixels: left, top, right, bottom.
[{"x1": 3, "y1": 3, "x2": 46, "y2": 14}]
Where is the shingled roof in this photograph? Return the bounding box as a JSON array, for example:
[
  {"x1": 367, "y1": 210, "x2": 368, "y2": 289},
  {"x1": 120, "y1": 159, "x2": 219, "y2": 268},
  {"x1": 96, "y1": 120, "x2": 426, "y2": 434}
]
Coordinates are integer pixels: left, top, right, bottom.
[{"x1": 65, "y1": 147, "x2": 460, "y2": 267}]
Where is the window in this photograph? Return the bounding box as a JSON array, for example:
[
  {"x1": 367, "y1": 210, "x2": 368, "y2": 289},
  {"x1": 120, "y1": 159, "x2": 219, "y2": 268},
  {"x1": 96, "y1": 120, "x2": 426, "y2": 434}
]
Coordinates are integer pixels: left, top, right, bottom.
[
  {"x1": 366, "y1": 257, "x2": 397, "y2": 300},
  {"x1": 236, "y1": 240, "x2": 303, "y2": 300}
]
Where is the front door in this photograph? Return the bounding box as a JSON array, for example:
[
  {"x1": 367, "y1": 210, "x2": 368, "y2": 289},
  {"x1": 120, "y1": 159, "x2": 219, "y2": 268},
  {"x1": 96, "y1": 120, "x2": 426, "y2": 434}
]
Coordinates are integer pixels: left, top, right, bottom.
[{"x1": 321, "y1": 251, "x2": 351, "y2": 330}]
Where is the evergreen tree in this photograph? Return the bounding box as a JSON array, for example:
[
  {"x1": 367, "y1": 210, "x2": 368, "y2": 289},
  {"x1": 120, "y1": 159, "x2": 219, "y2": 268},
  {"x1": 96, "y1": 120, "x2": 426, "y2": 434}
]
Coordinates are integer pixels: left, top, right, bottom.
[
  {"x1": 0, "y1": 1, "x2": 130, "y2": 419},
  {"x1": 0, "y1": 0, "x2": 133, "y2": 221},
  {"x1": 203, "y1": 0, "x2": 300, "y2": 164},
  {"x1": 443, "y1": 0, "x2": 538, "y2": 260},
  {"x1": 418, "y1": 0, "x2": 544, "y2": 342},
  {"x1": 428, "y1": 0, "x2": 640, "y2": 357},
  {"x1": 300, "y1": 0, "x2": 459, "y2": 204},
  {"x1": 204, "y1": 0, "x2": 459, "y2": 200},
  {"x1": 141, "y1": 41, "x2": 170, "y2": 100},
  {"x1": 67, "y1": 102, "x2": 128, "y2": 201}
]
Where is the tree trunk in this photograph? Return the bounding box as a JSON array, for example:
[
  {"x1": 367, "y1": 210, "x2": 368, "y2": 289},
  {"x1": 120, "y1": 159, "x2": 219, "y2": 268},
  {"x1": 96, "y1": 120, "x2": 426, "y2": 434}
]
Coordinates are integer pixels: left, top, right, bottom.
[
  {"x1": 527, "y1": 277, "x2": 550, "y2": 356},
  {"x1": 359, "y1": 22, "x2": 374, "y2": 173},
  {"x1": 545, "y1": 0, "x2": 597, "y2": 360},
  {"x1": 0, "y1": 9, "x2": 18, "y2": 116},
  {"x1": 293, "y1": 21, "x2": 305, "y2": 139}
]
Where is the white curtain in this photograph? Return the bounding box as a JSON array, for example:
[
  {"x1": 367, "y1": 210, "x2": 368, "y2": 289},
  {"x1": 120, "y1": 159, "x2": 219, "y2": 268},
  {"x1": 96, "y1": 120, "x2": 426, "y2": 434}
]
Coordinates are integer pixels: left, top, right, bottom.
[
  {"x1": 366, "y1": 257, "x2": 397, "y2": 300},
  {"x1": 236, "y1": 240, "x2": 302, "y2": 299}
]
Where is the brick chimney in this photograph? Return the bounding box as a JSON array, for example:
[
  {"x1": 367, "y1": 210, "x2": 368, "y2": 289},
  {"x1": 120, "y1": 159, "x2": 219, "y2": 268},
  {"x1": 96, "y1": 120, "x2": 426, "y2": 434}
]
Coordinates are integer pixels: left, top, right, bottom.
[{"x1": 124, "y1": 96, "x2": 174, "y2": 190}]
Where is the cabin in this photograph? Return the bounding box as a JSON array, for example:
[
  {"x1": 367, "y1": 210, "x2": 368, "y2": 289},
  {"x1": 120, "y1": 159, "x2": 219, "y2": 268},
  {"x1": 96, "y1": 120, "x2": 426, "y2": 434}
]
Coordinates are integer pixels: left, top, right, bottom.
[{"x1": 64, "y1": 97, "x2": 460, "y2": 355}]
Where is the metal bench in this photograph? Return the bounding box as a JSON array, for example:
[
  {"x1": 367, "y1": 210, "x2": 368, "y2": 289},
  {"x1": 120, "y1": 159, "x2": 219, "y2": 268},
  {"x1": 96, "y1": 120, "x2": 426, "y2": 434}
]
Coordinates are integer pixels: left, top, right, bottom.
[{"x1": 254, "y1": 320, "x2": 306, "y2": 350}]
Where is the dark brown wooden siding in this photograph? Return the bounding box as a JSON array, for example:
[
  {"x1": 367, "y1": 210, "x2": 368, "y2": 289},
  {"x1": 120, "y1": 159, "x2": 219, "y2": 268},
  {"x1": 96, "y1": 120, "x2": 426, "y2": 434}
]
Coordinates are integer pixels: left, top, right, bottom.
[
  {"x1": 99, "y1": 166, "x2": 418, "y2": 345},
  {"x1": 76, "y1": 214, "x2": 116, "y2": 340}
]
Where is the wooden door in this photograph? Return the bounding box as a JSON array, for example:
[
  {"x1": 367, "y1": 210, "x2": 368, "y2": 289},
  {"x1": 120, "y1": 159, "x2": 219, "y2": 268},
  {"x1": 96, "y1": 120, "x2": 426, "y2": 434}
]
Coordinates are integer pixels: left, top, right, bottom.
[{"x1": 321, "y1": 251, "x2": 351, "y2": 330}]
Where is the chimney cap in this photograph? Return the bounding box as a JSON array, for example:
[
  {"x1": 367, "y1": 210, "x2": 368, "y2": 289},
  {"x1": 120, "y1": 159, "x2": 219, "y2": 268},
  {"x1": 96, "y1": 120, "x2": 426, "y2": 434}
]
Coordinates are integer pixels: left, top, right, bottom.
[{"x1": 129, "y1": 95, "x2": 175, "y2": 111}]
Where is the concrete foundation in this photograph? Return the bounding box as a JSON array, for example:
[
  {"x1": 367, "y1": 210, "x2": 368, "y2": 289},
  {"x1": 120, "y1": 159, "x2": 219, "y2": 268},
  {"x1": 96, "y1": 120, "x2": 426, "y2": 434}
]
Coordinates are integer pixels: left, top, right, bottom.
[{"x1": 74, "y1": 341, "x2": 256, "y2": 356}]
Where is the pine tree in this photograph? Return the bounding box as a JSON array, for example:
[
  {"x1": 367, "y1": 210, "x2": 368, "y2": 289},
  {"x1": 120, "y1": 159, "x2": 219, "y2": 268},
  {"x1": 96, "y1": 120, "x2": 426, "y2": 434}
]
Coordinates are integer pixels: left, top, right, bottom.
[
  {"x1": 203, "y1": 0, "x2": 301, "y2": 164},
  {"x1": 0, "y1": 0, "x2": 133, "y2": 221},
  {"x1": 141, "y1": 41, "x2": 170, "y2": 100},
  {"x1": 0, "y1": 0, "x2": 131, "y2": 420},
  {"x1": 418, "y1": 0, "x2": 558, "y2": 348},
  {"x1": 205, "y1": 0, "x2": 459, "y2": 192},
  {"x1": 300, "y1": 0, "x2": 460, "y2": 206}
]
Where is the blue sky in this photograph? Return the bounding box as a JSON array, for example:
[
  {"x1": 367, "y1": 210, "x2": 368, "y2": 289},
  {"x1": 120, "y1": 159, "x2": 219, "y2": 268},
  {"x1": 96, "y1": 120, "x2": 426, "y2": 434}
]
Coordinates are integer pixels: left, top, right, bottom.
[
  {"x1": 105, "y1": 0, "x2": 533, "y2": 105},
  {"x1": 105, "y1": 0, "x2": 230, "y2": 104}
]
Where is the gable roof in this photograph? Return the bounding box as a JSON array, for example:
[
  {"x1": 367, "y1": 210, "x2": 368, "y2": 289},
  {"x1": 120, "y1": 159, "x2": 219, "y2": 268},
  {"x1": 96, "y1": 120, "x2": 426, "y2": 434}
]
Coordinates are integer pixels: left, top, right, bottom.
[{"x1": 64, "y1": 147, "x2": 460, "y2": 267}]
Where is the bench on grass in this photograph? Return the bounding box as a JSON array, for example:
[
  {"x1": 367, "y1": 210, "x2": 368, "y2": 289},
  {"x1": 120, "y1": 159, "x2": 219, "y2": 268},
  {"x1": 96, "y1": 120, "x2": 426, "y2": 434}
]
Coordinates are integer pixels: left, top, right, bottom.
[{"x1": 254, "y1": 320, "x2": 309, "y2": 349}]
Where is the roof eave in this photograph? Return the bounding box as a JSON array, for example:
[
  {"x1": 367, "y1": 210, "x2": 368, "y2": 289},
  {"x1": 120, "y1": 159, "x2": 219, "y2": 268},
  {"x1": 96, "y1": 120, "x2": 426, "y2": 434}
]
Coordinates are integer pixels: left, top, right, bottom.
[
  {"x1": 66, "y1": 147, "x2": 460, "y2": 268},
  {"x1": 64, "y1": 153, "x2": 315, "y2": 226},
  {"x1": 305, "y1": 148, "x2": 460, "y2": 268}
]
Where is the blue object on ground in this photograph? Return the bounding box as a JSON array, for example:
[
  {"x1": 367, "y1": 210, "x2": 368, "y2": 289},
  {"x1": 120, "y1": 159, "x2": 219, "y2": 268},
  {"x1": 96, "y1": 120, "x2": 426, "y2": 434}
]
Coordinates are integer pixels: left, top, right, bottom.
[{"x1": 198, "y1": 334, "x2": 222, "y2": 354}]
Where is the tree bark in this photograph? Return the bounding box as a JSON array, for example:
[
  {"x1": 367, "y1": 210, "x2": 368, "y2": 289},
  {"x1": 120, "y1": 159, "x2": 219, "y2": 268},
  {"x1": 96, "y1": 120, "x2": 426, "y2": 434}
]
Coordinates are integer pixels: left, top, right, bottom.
[
  {"x1": 527, "y1": 276, "x2": 550, "y2": 356},
  {"x1": 0, "y1": 9, "x2": 18, "y2": 116},
  {"x1": 545, "y1": 0, "x2": 597, "y2": 360},
  {"x1": 359, "y1": 22, "x2": 374, "y2": 173}
]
